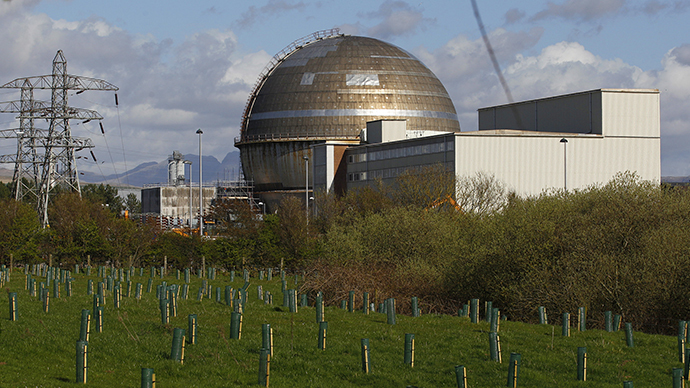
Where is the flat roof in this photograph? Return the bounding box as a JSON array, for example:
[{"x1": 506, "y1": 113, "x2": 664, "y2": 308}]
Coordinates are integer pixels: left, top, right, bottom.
[{"x1": 478, "y1": 88, "x2": 659, "y2": 112}]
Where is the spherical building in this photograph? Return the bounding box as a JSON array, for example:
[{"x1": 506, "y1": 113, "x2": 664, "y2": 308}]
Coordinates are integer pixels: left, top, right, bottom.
[{"x1": 235, "y1": 30, "x2": 460, "y2": 207}]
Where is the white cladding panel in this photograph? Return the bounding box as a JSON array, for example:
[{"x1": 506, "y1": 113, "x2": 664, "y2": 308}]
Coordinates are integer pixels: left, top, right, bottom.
[
  {"x1": 602, "y1": 90, "x2": 660, "y2": 137},
  {"x1": 454, "y1": 134, "x2": 660, "y2": 197}
]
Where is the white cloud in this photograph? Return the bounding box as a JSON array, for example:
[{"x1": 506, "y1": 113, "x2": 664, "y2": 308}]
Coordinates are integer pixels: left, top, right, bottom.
[
  {"x1": 531, "y1": 0, "x2": 626, "y2": 22},
  {"x1": 362, "y1": 1, "x2": 434, "y2": 40}
]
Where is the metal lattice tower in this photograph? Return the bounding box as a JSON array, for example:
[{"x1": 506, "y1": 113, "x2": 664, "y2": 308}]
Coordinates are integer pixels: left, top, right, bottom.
[{"x1": 0, "y1": 50, "x2": 119, "y2": 227}]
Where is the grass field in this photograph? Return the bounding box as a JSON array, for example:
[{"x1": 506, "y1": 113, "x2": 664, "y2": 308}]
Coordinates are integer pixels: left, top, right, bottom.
[{"x1": 0, "y1": 266, "x2": 685, "y2": 387}]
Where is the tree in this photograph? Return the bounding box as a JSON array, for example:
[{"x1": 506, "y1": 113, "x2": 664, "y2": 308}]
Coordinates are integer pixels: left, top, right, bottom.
[
  {"x1": 47, "y1": 193, "x2": 115, "y2": 263},
  {"x1": 393, "y1": 164, "x2": 457, "y2": 209},
  {"x1": 82, "y1": 184, "x2": 124, "y2": 215},
  {"x1": 207, "y1": 199, "x2": 261, "y2": 239},
  {"x1": 0, "y1": 199, "x2": 41, "y2": 263},
  {"x1": 124, "y1": 193, "x2": 141, "y2": 214}
]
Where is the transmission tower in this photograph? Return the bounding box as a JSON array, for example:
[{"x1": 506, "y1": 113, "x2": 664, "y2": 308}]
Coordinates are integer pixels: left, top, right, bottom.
[{"x1": 0, "y1": 50, "x2": 119, "y2": 227}]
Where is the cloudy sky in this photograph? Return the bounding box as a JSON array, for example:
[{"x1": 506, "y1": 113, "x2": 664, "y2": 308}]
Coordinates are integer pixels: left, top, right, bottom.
[{"x1": 0, "y1": 0, "x2": 688, "y2": 179}]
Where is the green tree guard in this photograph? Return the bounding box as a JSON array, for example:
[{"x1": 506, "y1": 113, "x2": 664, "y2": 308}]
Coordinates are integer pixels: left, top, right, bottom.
[
  {"x1": 562, "y1": 312, "x2": 570, "y2": 337},
  {"x1": 680, "y1": 321, "x2": 687, "y2": 363},
  {"x1": 175, "y1": 269, "x2": 180, "y2": 280},
  {"x1": 316, "y1": 295, "x2": 324, "y2": 323},
  {"x1": 538, "y1": 306, "x2": 547, "y2": 324},
  {"x1": 578, "y1": 307, "x2": 586, "y2": 331},
  {"x1": 79, "y1": 309, "x2": 90, "y2": 342},
  {"x1": 225, "y1": 286, "x2": 233, "y2": 306},
  {"x1": 301, "y1": 293, "x2": 308, "y2": 307},
  {"x1": 281, "y1": 279, "x2": 286, "y2": 293},
  {"x1": 262, "y1": 323, "x2": 273, "y2": 356},
  {"x1": 455, "y1": 365, "x2": 467, "y2": 388},
  {"x1": 289, "y1": 290, "x2": 298, "y2": 313},
  {"x1": 361, "y1": 338, "x2": 371, "y2": 373},
  {"x1": 230, "y1": 312, "x2": 242, "y2": 339},
  {"x1": 507, "y1": 353, "x2": 521, "y2": 387},
  {"x1": 95, "y1": 306, "x2": 103, "y2": 333},
  {"x1": 486, "y1": 301, "x2": 493, "y2": 322},
  {"x1": 348, "y1": 291, "x2": 355, "y2": 312},
  {"x1": 625, "y1": 323, "x2": 634, "y2": 347},
  {"x1": 577, "y1": 347, "x2": 587, "y2": 381},
  {"x1": 169, "y1": 292, "x2": 177, "y2": 318},
  {"x1": 160, "y1": 299, "x2": 169, "y2": 324},
  {"x1": 623, "y1": 382, "x2": 633, "y2": 388},
  {"x1": 146, "y1": 278, "x2": 153, "y2": 293},
  {"x1": 234, "y1": 299, "x2": 243, "y2": 314},
  {"x1": 141, "y1": 368, "x2": 155, "y2": 388},
  {"x1": 265, "y1": 291, "x2": 271, "y2": 305},
  {"x1": 125, "y1": 281, "x2": 131, "y2": 298},
  {"x1": 491, "y1": 308, "x2": 500, "y2": 333},
  {"x1": 470, "y1": 299, "x2": 479, "y2": 324},
  {"x1": 605, "y1": 311, "x2": 613, "y2": 332},
  {"x1": 386, "y1": 298, "x2": 396, "y2": 325},
  {"x1": 113, "y1": 286, "x2": 120, "y2": 308},
  {"x1": 230, "y1": 270, "x2": 235, "y2": 282},
  {"x1": 258, "y1": 285, "x2": 264, "y2": 301},
  {"x1": 53, "y1": 280, "x2": 60, "y2": 299},
  {"x1": 684, "y1": 348, "x2": 690, "y2": 380},
  {"x1": 340, "y1": 300, "x2": 347, "y2": 309},
  {"x1": 65, "y1": 279, "x2": 72, "y2": 297},
  {"x1": 76, "y1": 340, "x2": 88, "y2": 383},
  {"x1": 363, "y1": 292, "x2": 370, "y2": 315},
  {"x1": 215, "y1": 287, "x2": 221, "y2": 303},
  {"x1": 259, "y1": 270, "x2": 264, "y2": 280},
  {"x1": 614, "y1": 314, "x2": 622, "y2": 332},
  {"x1": 489, "y1": 332, "x2": 501, "y2": 362},
  {"x1": 461, "y1": 304, "x2": 469, "y2": 317},
  {"x1": 258, "y1": 348, "x2": 270, "y2": 387},
  {"x1": 318, "y1": 321, "x2": 328, "y2": 350},
  {"x1": 43, "y1": 292, "x2": 50, "y2": 313},
  {"x1": 673, "y1": 368, "x2": 683, "y2": 388},
  {"x1": 188, "y1": 314, "x2": 197, "y2": 345},
  {"x1": 196, "y1": 287, "x2": 204, "y2": 302},
  {"x1": 411, "y1": 297, "x2": 419, "y2": 317},
  {"x1": 136, "y1": 283, "x2": 142, "y2": 299},
  {"x1": 170, "y1": 328, "x2": 186, "y2": 363},
  {"x1": 8, "y1": 292, "x2": 17, "y2": 321},
  {"x1": 184, "y1": 268, "x2": 190, "y2": 284},
  {"x1": 404, "y1": 333, "x2": 415, "y2": 367},
  {"x1": 267, "y1": 268, "x2": 272, "y2": 281},
  {"x1": 181, "y1": 284, "x2": 188, "y2": 300}
]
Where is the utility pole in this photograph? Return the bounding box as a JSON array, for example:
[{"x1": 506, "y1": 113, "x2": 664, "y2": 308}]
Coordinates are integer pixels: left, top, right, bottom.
[{"x1": 0, "y1": 50, "x2": 118, "y2": 227}]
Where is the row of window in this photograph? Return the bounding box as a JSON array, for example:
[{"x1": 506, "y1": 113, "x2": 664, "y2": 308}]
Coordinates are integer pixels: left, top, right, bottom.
[
  {"x1": 348, "y1": 141, "x2": 454, "y2": 164},
  {"x1": 348, "y1": 162, "x2": 454, "y2": 182}
]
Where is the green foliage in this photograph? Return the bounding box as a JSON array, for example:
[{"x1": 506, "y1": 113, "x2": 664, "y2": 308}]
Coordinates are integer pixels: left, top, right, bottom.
[
  {"x1": 124, "y1": 193, "x2": 141, "y2": 213},
  {"x1": 0, "y1": 199, "x2": 41, "y2": 262},
  {"x1": 82, "y1": 183, "x2": 124, "y2": 215}
]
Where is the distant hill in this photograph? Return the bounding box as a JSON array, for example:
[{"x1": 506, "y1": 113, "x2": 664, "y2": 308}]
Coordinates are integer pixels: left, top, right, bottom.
[
  {"x1": 662, "y1": 176, "x2": 690, "y2": 184},
  {"x1": 80, "y1": 151, "x2": 242, "y2": 187}
]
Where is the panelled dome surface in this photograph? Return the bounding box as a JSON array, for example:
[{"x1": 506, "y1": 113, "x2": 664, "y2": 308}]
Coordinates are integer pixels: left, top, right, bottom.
[
  {"x1": 236, "y1": 34, "x2": 460, "y2": 200},
  {"x1": 241, "y1": 35, "x2": 460, "y2": 141}
]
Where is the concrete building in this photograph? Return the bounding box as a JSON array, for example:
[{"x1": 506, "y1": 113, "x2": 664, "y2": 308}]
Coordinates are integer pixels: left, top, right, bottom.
[{"x1": 326, "y1": 89, "x2": 660, "y2": 197}]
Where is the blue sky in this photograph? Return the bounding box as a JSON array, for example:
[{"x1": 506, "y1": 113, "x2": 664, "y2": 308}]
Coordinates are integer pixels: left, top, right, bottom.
[{"x1": 0, "y1": 0, "x2": 688, "y2": 179}]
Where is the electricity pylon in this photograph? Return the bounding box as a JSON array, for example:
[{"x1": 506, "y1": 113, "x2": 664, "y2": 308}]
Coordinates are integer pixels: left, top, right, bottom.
[{"x1": 0, "y1": 50, "x2": 118, "y2": 227}]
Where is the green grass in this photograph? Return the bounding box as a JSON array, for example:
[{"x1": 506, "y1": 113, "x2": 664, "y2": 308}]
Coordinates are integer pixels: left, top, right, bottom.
[{"x1": 0, "y1": 267, "x2": 685, "y2": 387}]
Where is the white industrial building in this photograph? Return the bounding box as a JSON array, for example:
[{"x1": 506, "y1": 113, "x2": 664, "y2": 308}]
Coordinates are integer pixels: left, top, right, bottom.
[{"x1": 314, "y1": 89, "x2": 660, "y2": 197}]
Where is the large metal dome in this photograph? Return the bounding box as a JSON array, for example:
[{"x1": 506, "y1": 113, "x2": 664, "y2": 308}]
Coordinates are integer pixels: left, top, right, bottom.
[{"x1": 235, "y1": 30, "x2": 460, "y2": 202}]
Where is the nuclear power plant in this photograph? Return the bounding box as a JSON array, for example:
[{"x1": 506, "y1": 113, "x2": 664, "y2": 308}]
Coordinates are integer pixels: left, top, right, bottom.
[
  {"x1": 235, "y1": 29, "x2": 462, "y2": 209},
  {"x1": 235, "y1": 29, "x2": 660, "y2": 211}
]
